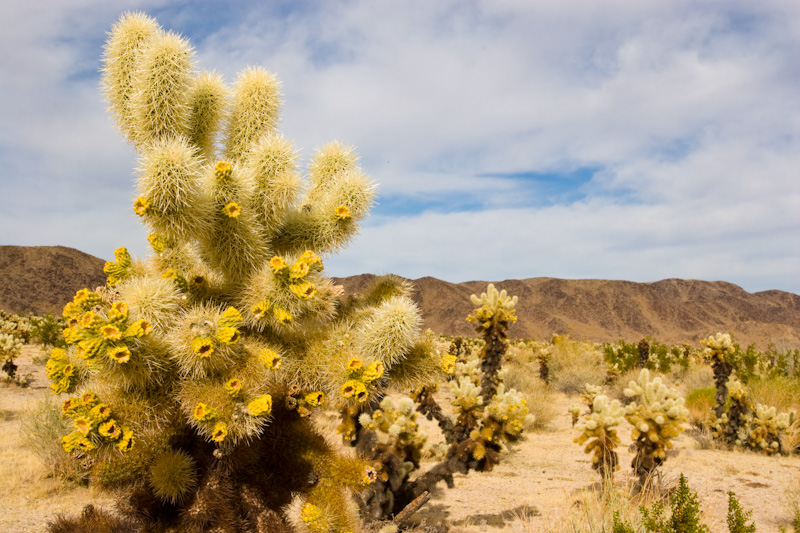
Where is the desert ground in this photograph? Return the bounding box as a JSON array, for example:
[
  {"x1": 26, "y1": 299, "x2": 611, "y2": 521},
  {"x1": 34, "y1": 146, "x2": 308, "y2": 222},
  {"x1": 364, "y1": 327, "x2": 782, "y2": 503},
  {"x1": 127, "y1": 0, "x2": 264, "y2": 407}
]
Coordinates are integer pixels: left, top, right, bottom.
[{"x1": 2, "y1": 345, "x2": 798, "y2": 532}]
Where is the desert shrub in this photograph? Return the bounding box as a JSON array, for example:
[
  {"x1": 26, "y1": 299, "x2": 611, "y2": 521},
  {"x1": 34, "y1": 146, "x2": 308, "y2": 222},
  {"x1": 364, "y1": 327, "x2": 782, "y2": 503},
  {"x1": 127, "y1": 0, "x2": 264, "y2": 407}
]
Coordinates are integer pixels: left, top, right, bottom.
[
  {"x1": 684, "y1": 387, "x2": 715, "y2": 427},
  {"x1": 30, "y1": 313, "x2": 68, "y2": 349},
  {"x1": 43, "y1": 12, "x2": 441, "y2": 532},
  {"x1": 549, "y1": 335, "x2": 607, "y2": 394}
]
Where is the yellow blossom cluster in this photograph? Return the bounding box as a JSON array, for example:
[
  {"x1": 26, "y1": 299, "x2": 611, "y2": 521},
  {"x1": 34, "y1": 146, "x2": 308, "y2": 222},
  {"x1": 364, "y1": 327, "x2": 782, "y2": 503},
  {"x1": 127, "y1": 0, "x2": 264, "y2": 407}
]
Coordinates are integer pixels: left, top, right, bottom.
[
  {"x1": 58, "y1": 289, "x2": 152, "y2": 367},
  {"x1": 340, "y1": 357, "x2": 384, "y2": 402},
  {"x1": 60, "y1": 392, "x2": 133, "y2": 453}
]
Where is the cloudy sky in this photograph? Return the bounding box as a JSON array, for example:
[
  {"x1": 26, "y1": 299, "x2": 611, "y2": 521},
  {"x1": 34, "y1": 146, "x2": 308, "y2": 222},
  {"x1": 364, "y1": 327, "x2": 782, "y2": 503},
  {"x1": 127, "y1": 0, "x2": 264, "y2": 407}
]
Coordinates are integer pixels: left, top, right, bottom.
[{"x1": 1, "y1": 0, "x2": 798, "y2": 293}]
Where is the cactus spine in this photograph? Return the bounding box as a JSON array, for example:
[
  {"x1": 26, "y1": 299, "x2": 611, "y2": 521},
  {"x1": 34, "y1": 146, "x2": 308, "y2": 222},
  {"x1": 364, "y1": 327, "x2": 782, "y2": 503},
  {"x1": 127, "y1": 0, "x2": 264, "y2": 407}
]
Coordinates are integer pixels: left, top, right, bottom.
[{"x1": 46, "y1": 12, "x2": 433, "y2": 532}]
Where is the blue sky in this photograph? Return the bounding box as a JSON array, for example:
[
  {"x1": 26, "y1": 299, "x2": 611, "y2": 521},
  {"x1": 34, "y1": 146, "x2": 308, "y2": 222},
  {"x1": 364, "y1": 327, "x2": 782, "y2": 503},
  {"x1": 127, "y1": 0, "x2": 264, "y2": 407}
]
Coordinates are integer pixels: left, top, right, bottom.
[{"x1": 1, "y1": 0, "x2": 799, "y2": 293}]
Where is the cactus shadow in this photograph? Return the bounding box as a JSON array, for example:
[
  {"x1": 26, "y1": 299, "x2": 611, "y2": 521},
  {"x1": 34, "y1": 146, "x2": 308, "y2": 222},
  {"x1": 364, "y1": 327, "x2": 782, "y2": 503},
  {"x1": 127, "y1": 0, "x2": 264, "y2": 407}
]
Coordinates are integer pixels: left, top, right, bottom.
[{"x1": 450, "y1": 504, "x2": 540, "y2": 528}]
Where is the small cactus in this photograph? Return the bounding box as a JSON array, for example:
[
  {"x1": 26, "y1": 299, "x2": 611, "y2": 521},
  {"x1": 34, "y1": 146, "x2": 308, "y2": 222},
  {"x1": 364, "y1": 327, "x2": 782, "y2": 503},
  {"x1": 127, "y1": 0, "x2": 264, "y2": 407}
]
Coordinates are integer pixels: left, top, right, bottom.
[
  {"x1": 624, "y1": 369, "x2": 688, "y2": 485},
  {"x1": 574, "y1": 394, "x2": 624, "y2": 479}
]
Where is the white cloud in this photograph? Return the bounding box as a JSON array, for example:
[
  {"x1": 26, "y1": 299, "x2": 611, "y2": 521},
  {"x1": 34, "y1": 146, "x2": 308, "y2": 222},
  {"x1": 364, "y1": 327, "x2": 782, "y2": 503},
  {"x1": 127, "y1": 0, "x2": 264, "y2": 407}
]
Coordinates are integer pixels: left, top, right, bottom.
[{"x1": 1, "y1": 0, "x2": 798, "y2": 293}]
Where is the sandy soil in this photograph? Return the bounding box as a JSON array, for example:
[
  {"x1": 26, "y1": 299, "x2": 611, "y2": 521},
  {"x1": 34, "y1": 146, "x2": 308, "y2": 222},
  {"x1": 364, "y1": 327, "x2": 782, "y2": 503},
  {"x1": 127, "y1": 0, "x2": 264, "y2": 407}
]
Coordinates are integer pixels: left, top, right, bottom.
[{"x1": 1, "y1": 346, "x2": 798, "y2": 532}]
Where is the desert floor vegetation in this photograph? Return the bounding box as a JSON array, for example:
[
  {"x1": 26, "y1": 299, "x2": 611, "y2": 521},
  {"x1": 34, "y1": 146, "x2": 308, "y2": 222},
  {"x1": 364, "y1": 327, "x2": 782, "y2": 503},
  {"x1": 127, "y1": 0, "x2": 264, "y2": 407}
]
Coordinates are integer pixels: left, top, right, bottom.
[{"x1": 3, "y1": 336, "x2": 800, "y2": 532}]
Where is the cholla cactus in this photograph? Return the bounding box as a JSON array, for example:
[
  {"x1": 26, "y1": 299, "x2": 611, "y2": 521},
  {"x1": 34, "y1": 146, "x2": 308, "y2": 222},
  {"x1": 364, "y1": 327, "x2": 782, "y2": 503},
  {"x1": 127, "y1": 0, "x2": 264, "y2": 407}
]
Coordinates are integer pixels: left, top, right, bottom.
[
  {"x1": 45, "y1": 12, "x2": 436, "y2": 532},
  {"x1": 581, "y1": 383, "x2": 604, "y2": 412},
  {"x1": 466, "y1": 283, "x2": 517, "y2": 401},
  {"x1": 358, "y1": 285, "x2": 528, "y2": 521},
  {"x1": 0, "y1": 331, "x2": 24, "y2": 380},
  {"x1": 574, "y1": 394, "x2": 624, "y2": 479},
  {"x1": 744, "y1": 403, "x2": 790, "y2": 454},
  {"x1": 624, "y1": 369, "x2": 689, "y2": 485},
  {"x1": 700, "y1": 332, "x2": 737, "y2": 417},
  {"x1": 356, "y1": 396, "x2": 426, "y2": 519}
]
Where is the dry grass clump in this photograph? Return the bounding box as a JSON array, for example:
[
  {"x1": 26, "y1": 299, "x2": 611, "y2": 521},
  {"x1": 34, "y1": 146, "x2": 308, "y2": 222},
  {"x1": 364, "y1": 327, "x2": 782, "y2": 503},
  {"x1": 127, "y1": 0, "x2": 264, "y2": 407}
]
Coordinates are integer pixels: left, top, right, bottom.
[
  {"x1": 499, "y1": 359, "x2": 558, "y2": 430},
  {"x1": 546, "y1": 335, "x2": 607, "y2": 394},
  {"x1": 749, "y1": 375, "x2": 800, "y2": 452},
  {"x1": 19, "y1": 395, "x2": 88, "y2": 483}
]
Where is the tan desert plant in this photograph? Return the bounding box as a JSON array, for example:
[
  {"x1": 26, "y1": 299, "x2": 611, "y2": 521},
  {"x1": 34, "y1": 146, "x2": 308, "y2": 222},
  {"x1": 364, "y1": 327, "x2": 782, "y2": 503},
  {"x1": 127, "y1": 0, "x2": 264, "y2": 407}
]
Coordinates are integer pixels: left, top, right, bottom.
[{"x1": 548, "y1": 335, "x2": 607, "y2": 394}]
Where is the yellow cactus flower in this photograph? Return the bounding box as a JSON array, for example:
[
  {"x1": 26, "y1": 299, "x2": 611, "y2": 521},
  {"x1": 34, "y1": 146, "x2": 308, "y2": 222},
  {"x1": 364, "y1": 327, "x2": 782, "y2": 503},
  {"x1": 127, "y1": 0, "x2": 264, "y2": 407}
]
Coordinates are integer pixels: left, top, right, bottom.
[
  {"x1": 289, "y1": 282, "x2": 316, "y2": 299},
  {"x1": 273, "y1": 307, "x2": 293, "y2": 325},
  {"x1": 117, "y1": 427, "x2": 134, "y2": 452},
  {"x1": 192, "y1": 337, "x2": 215, "y2": 358},
  {"x1": 247, "y1": 394, "x2": 273, "y2": 417},
  {"x1": 99, "y1": 419, "x2": 122, "y2": 440},
  {"x1": 341, "y1": 380, "x2": 368, "y2": 402},
  {"x1": 162, "y1": 268, "x2": 178, "y2": 280},
  {"x1": 108, "y1": 345, "x2": 132, "y2": 364},
  {"x1": 219, "y1": 307, "x2": 243, "y2": 327},
  {"x1": 211, "y1": 421, "x2": 228, "y2": 442},
  {"x1": 439, "y1": 354, "x2": 457, "y2": 374},
  {"x1": 89, "y1": 404, "x2": 111, "y2": 422},
  {"x1": 133, "y1": 196, "x2": 150, "y2": 216},
  {"x1": 147, "y1": 232, "x2": 167, "y2": 252},
  {"x1": 62, "y1": 397, "x2": 80, "y2": 415},
  {"x1": 101, "y1": 325, "x2": 122, "y2": 341},
  {"x1": 109, "y1": 301, "x2": 129, "y2": 322},
  {"x1": 80, "y1": 311, "x2": 101, "y2": 329},
  {"x1": 258, "y1": 348, "x2": 282, "y2": 369},
  {"x1": 81, "y1": 392, "x2": 98, "y2": 406},
  {"x1": 214, "y1": 160, "x2": 232, "y2": 179},
  {"x1": 362, "y1": 360, "x2": 385, "y2": 382},
  {"x1": 301, "y1": 503, "x2": 323, "y2": 524},
  {"x1": 335, "y1": 205, "x2": 351, "y2": 220},
  {"x1": 74, "y1": 288, "x2": 92, "y2": 304},
  {"x1": 193, "y1": 403, "x2": 216, "y2": 422},
  {"x1": 224, "y1": 378, "x2": 243, "y2": 397},
  {"x1": 74, "y1": 416, "x2": 92, "y2": 436},
  {"x1": 361, "y1": 466, "x2": 377, "y2": 485},
  {"x1": 216, "y1": 326, "x2": 240, "y2": 345},
  {"x1": 269, "y1": 255, "x2": 286, "y2": 272},
  {"x1": 252, "y1": 300, "x2": 270, "y2": 319},
  {"x1": 62, "y1": 364, "x2": 75, "y2": 377},
  {"x1": 222, "y1": 201, "x2": 241, "y2": 218},
  {"x1": 299, "y1": 250, "x2": 321, "y2": 266},
  {"x1": 346, "y1": 358, "x2": 363, "y2": 375},
  {"x1": 126, "y1": 319, "x2": 152, "y2": 337},
  {"x1": 304, "y1": 391, "x2": 324, "y2": 406},
  {"x1": 289, "y1": 261, "x2": 310, "y2": 281}
]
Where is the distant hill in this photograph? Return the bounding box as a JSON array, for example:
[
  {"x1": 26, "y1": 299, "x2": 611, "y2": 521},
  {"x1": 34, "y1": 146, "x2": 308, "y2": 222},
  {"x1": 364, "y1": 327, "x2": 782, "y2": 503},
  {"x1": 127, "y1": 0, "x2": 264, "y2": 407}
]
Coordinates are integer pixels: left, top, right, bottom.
[
  {"x1": 1, "y1": 246, "x2": 797, "y2": 348},
  {"x1": 0, "y1": 246, "x2": 106, "y2": 315}
]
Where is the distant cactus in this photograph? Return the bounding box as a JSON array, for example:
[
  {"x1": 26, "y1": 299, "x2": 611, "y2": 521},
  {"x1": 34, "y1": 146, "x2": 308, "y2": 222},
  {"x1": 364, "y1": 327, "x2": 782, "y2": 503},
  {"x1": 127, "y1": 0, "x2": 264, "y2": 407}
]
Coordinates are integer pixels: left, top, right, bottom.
[
  {"x1": 45, "y1": 12, "x2": 436, "y2": 532},
  {"x1": 0, "y1": 311, "x2": 30, "y2": 383},
  {"x1": 624, "y1": 369, "x2": 688, "y2": 485},
  {"x1": 700, "y1": 332, "x2": 737, "y2": 417}
]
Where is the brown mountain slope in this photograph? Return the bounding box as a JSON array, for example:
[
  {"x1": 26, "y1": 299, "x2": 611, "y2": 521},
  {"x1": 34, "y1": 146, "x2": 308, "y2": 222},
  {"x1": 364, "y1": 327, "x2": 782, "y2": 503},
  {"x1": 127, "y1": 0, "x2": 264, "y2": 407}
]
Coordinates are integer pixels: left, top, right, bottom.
[
  {"x1": 335, "y1": 275, "x2": 800, "y2": 349},
  {"x1": 0, "y1": 246, "x2": 796, "y2": 348},
  {"x1": 0, "y1": 246, "x2": 106, "y2": 315}
]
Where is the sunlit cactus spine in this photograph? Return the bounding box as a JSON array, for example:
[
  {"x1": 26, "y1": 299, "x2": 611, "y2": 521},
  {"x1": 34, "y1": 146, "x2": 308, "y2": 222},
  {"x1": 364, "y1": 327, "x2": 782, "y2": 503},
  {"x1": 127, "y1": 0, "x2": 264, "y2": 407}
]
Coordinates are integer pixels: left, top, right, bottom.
[
  {"x1": 623, "y1": 369, "x2": 689, "y2": 486},
  {"x1": 46, "y1": 12, "x2": 436, "y2": 533},
  {"x1": 574, "y1": 394, "x2": 624, "y2": 480}
]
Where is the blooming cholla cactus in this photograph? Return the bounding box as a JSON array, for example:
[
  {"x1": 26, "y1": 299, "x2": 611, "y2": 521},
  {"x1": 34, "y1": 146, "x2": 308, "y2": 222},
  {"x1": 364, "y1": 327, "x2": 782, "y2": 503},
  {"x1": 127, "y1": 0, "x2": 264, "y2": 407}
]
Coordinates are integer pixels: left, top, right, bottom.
[
  {"x1": 700, "y1": 332, "x2": 737, "y2": 417},
  {"x1": 466, "y1": 283, "x2": 518, "y2": 401},
  {"x1": 624, "y1": 369, "x2": 689, "y2": 485},
  {"x1": 46, "y1": 12, "x2": 436, "y2": 533},
  {"x1": 574, "y1": 394, "x2": 625, "y2": 479}
]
